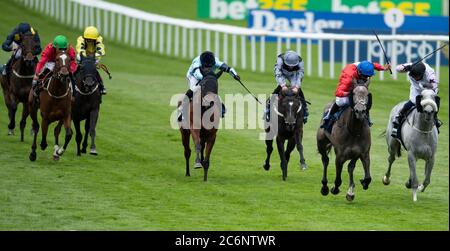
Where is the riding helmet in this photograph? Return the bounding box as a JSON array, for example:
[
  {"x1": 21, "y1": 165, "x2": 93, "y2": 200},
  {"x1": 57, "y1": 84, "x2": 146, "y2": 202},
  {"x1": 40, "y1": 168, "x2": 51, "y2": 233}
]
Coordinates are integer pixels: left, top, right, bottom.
[
  {"x1": 83, "y1": 26, "x2": 99, "y2": 40},
  {"x1": 18, "y1": 23, "x2": 31, "y2": 34},
  {"x1": 200, "y1": 51, "x2": 216, "y2": 68},
  {"x1": 283, "y1": 50, "x2": 301, "y2": 67},
  {"x1": 53, "y1": 35, "x2": 68, "y2": 50},
  {"x1": 409, "y1": 62, "x2": 426, "y2": 80},
  {"x1": 357, "y1": 61, "x2": 375, "y2": 77}
]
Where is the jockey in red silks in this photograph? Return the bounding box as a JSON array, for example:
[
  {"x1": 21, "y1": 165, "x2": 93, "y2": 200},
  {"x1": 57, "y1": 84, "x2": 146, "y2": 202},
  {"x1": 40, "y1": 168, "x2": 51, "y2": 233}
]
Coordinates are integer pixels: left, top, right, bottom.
[
  {"x1": 32, "y1": 35, "x2": 77, "y2": 96},
  {"x1": 321, "y1": 60, "x2": 390, "y2": 127}
]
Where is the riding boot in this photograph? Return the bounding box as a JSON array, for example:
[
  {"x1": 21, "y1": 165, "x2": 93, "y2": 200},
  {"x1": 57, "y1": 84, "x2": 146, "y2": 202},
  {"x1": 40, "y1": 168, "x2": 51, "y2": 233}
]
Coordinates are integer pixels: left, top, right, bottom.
[
  {"x1": 298, "y1": 88, "x2": 309, "y2": 124},
  {"x1": 97, "y1": 71, "x2": 106, "y2": 95},
  {"x1": 366, "y1": 111, "x2": 373, "y2": 127},
  {"x1": 178, "y1": 89, "x2": 193, "y2": 122},
  {"x1": 32, "y1": 79, "x2": 40, "y2": 98},
  {"x1": 391, "y1": 103, "x2": 412, "y2": 138},
  {"x1": 264, "y1": 86, "x2": 282, "y2": 122},
  {"x1": 2, "y1": 56, "x2": 13, "y2": 76},
  {"x1": 434, "y1": 96, "x2": 442, "y2": 133},
  {"x1": 321, "y1": 102, "x2": 339, "y2": 128},
  {"x1": 221, "y1": 103, "x2": 226, "y2": 118}
]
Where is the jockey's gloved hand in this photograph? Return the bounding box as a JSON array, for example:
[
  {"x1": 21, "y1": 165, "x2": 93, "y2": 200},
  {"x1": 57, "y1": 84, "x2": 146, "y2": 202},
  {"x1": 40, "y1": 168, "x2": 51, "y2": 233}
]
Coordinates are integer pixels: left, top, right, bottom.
[
  {"x1": 403, "y1": 64, "x2": 412, "y2": 72},
  {"x1": 229, "y1": 68, "x2": 239, "y2": 79}
]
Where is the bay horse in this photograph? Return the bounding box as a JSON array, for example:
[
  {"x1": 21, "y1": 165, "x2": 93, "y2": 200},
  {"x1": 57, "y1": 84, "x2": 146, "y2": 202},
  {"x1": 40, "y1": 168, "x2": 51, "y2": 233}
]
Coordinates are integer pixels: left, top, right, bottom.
[
  {"x1": 1, "y1": 32, "x2": 37, "y2": 140},
  {"x1": 263, "y1": 88, "x2": 307, "y2": 181},
  {"x1": 383, "y1": 89, "x2": 439, "y2": 202},
  {"x1": 28, "y1": 49, "x2": 73, "y2": 161},
  {"x1": 317, "y1": 83, "x2": 372, "y2": 201},
  {"x1": 71, "y1": 55, "x2": 101, "y2": 156},
  {"x1": 179, "y1": 69, "x2": 223, "y2": 181}
]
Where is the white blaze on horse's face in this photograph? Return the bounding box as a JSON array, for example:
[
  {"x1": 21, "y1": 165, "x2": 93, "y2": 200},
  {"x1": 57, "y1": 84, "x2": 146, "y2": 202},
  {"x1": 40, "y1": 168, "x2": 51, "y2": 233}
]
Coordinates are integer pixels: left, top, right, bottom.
[{"x1": 59, "y1": 54, "x2": 68, "y2": 66}]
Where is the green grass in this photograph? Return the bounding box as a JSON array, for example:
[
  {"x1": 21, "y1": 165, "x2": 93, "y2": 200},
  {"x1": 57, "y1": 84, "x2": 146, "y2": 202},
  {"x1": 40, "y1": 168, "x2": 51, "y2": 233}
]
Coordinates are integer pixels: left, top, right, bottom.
[{"x1": 0, "y1": 1, "x2": 448, "y2": 230}]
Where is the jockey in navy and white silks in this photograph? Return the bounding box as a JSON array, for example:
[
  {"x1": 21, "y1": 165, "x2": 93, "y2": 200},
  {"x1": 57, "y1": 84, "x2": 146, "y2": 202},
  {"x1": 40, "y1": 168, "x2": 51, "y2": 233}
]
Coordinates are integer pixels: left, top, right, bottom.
[
  {"x1": 265, "y1": 50, "x2": 308, "y2": 123},
  {"x1": 391, "y1": 61, "x2": 441, "y2": 137},
  {"x1": 178, "y1": 51, "x2": 240, "y2": 122}
]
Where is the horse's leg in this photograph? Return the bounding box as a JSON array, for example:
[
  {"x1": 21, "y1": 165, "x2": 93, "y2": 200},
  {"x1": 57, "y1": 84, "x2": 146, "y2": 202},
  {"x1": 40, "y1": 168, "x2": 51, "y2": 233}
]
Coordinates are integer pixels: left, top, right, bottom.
[
  {"x1": 285, "y1": 137, "x2": 296, "y2": 166},
  {"x1": 359, "y1": 152, "x2": 372, "y2": 190},
  {"x1": 276, "y1": 136, "x2": 288, "y2": 181},
  {"x1": 74, "y1": 119, "x2": 82, "y2": 156},
  {"x1": 419, "y1": 155, "x2": 435, "y2": 193},
  {"x1": 40, "y1": 118, "x2": 49, "y2": 151},
  {"x1": 263, "y1": 139, "x2": 273, "y2": 171},
  {"x1": 383, "y1": 141, "x2": 400, "y2": 185},
  {"x1": 57, "y1": 115, "x2": 73, "y2": 157},
  {"x1": 7, "y1": 96, "x2": 17, "y2": 135},
  {"x1": 331, "y1": 155, "x2": 344, "y2": 195},
  {"x1": 19, "y1": 102, "x2": 29, "y2": 142},
  {"x1": 52, "y1": 120, "x2": 63, "y2": 160},
  {"x1": 317, "y1": 136, "x2": 330, "y2": 196},
  {"x1": 181, "y1": 129, "x2": 191, "y2": 177},
  {"x1": 200, "y1": 137, "x2": 206, "y2": 162},
  {"x1": 295, "y1": 129, "x2": 307, "y2": 170},
  {"x1": 202, "y1": 132, "x2": 217, "y2": 182},
  {"x1": 29, "y1": 102, "x2": 39, "y2": 161},
  {"x1": 81, "y1": 117, "x2": 90, "y2": 154},
  {"x1": 407, "y1": 152, "x2": 419, "y2": 201},
  {"x1": 89, "y1": 109, "x2": 99, "y2": 155},
  {"x1": 191, "y1": 129, "x2": 202, "y2": 169},
  {"x1": 346, "y1": 158, "x2": 358, "y2": 201}
]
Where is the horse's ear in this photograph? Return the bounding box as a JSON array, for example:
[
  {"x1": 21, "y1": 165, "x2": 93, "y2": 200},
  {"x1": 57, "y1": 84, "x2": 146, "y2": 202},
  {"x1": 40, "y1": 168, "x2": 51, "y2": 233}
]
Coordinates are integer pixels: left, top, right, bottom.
[{"x1": 416, "y1": 95, "x2": 423, "y2": 112}]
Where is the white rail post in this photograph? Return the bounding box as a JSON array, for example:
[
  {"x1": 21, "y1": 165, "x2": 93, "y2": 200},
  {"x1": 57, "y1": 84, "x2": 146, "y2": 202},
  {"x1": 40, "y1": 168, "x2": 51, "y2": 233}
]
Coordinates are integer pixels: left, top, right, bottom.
[
  {"x1": 206, "y1": 30, "x2": 211, "y2": 51},
  {"x1": 435, "y1": 41, "x2": 441, "y2": 81},
  {"x1": 330, "y1": 39, "x2": 335, "y2": 78},
  {"x1": 342, "y1": 40, "x2": 347, "y2": 68},
  {"x1": 67, "y1": 0, "x2": 72, "y2": 26},
  {"x1": 260, "y1": 36, "x2": 266, "y2": 73},
  {"x1": 296, "y1": 38, "x2": 301, "y2": 56},
  {"x1": 103, "y1": 9, "x2": 109, "y2": 38},
  {"x1": 131, "y1": 17, "x2": 136, "y2": 47},
  {"x1": 241, "y1": 35, "x2": 246, "y2": 70},
  {"x1": 189, "y1": 28, "x2": 194, "y2": 58},
  {"x1": 96, "y1": 8, "x2": 101, "y2": 31},
  {"x1": 78, "y1": 2, "x2": 83, "y2": 29},
  {"x1": 89, "y1": 4, "x2": 94, "y2": 26},
  {"x1": 182, "y1": 27, "x2": 187, "y2": 58},
  {"x1": 159, "y1": 23, "x2": 164, "y2": 55},
  {"x1": 124, "y1": 15, "x2": 130, "y2": 44},
  {"x1": 392, "y1": 39, "x2": 398, "y2": 80},
  {"x1": 232, "y1": 34, "x2": 237, "y2": 67},
  {"x1": 367, "y1": 40, "x2": 372, "y2": 62},
  {"x1": 117, "y1": 14, "x2": 123, "y2": 43},
  {"x1": 307, "y1": 39, "x2": 312, "y2": 76},
  {"x1": 138, "y1": 19, "x2": 143, "y2": 48},
  {"x1": 110, "y1": 12, "x2": 116, "y2": 41},
  {"x1": 318, "y1": 39, "x2": 323, "y2": 78},
  {"x1": 167, "y1": 24, "x2": 172, "y2": 55},
  {"x1": 174, "y1": 25, "x2": 180, "y2": 56},
  {"x1": 55, "y1": 0, "x2": 59, "y2": 21},
  {"x1": 84, "y1": 5, "x2": 89, "y2": 27},
  {"x1": 197, "y1": 29, "x2": 202, "y2": 55},
  {"x1": 286, "y1": 37, "x2": 291, "y2": 50},
  {"x1": 251, "y1": 35, "x2": 256, "y2": 72},
  {"x1": 224, "y1": 33, "x2": 228, "y2": 63},
  {"x1": 50, "y1": 0, "x2": 54, "y2": 17},
  {"x1": 354, "y1": 40, "x2": 360, "y2": 63},
  {"x1": 144, "y1": 21, "x2": 150, "y2": 50},
  {"x1": 152, "y1": 22, "x2": 157, "y2": 51},
  {"x1": 276, "y1": 37, "x2": 282, "y2": 55},
  {"x1": 215, "y1": 31, "x2": 220, "y2": 58},
  {"x1": 72, "y1": 1, "x2": 78, "y2": 29}
]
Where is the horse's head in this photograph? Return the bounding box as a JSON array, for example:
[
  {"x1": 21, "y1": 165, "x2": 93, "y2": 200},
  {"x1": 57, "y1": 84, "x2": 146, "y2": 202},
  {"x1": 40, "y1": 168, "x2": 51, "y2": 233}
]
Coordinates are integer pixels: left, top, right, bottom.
[
  {"x1": 200, "y1": 70, "x2": 220, "y2": 97},
  {"x1": 78, "y1": 54, "x2": 98, "y2": 89},
  {"x1": 352, "y1": 83, "x2": 369, "y2": 121},
  {"x1": 416, "y1": 89, "x2": 438, "y2": 122},
  {"x1": 55, "y1": 49, "x2": 70, "y2": 81},
  {"x1": 275, "y1": 88, "x2": 302, "y2": 131},
  {"x1": 20, "y1": 32, "x2": 37, "y2": 67}
]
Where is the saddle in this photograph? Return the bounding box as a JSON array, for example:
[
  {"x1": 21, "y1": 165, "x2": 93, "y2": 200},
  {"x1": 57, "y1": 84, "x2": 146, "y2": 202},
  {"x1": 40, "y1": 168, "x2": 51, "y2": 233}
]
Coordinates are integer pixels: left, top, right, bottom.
[{"x1": 322, "y1": 105, "x2": 350, "y2": 133}]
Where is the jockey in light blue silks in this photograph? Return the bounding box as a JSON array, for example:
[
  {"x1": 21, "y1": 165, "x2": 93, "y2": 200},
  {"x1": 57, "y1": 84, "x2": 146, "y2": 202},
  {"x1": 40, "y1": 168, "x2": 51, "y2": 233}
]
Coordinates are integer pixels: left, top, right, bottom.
[
  {"x1": 391, "y1": 61, "x2": 442, "y2": 137},
  {"x1": 178, "y1": 51, "x2": 240, "y2": 121}
]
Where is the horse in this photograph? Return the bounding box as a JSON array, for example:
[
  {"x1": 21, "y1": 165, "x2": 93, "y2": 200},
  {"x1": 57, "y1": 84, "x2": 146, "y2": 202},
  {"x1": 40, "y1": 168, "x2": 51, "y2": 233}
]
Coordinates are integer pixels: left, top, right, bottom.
[
  {"x1": 179, "y1": 69, "x2": 223, "y2": 181},
  {"x1": 383, "y1": 89, "x2": 439, "y2": 202},
  {"x1": 28, "y1": 49, "x2": 73, "y2": 161},
  {"x1": 263, "y1": 88, "x2": 307, "y2": 181},
  {"x1": 0, "y1": 32, "x2": 37, "y2": 140},
  {"x1": 70, "y1": 54, "x2": 101, "y2": 156},
  {"x1": 317, "y1": 83, "x2": 372, "y2": 201}
]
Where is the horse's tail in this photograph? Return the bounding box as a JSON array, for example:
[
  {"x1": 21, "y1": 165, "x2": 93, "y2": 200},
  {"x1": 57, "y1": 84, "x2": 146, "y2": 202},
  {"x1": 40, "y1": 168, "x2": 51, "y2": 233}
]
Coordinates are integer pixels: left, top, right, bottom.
[{"x1": 397, "y1": 146, "x2": 402, "y2": 158}]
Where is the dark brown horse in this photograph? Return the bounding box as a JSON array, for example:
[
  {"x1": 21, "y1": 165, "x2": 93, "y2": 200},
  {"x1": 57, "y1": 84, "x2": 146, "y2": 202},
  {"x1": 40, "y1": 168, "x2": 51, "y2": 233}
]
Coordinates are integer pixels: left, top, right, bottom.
[
  {"x1": 263, "y1": 88, "x2": 307, "y2": 181},
  {"x1": 28, "y1": 49, "x2": 73, "y2": 161},
  {"x1": 1, "y1": 32, "x2": 37, "y2": 140},
  {"x1": 179, "y1": 70, "x2": 223, "y2": 181},
  {"x1": 317, "y1": 83, "x2": 372, "y2": 201},
  {"x1": 71, "y1": 55, "x2": 101, "y2": 156}
]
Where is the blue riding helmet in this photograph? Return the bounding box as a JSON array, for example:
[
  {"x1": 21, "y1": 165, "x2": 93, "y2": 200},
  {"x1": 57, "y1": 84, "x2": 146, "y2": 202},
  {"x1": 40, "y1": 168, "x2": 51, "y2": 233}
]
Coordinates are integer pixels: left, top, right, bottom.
[
  {"x1": 18, "y1": 23, "x2": 31, "y2": 33},
  {"x1": 357, "y1": 61, "x2": 375, "y2": 77}
]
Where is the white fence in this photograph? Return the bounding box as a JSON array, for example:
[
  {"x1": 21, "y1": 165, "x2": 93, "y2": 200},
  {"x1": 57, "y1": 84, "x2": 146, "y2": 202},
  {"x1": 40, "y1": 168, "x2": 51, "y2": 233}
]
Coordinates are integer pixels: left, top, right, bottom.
[{"x1": 16, "y1": 0, "x2": 449, "y2": 81}]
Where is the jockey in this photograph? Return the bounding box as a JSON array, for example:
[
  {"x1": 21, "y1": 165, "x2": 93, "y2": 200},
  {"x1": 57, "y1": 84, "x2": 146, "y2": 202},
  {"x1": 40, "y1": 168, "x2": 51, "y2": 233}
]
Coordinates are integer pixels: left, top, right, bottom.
[
  {"x1": 177, "y1": 51, "x2": 240, "y2": 122},
  {"x1": 265, "y1": 50, "x2": 308, "y2": 123},
  {"x1": 2, "y1": 22, "x2": 42, "y2": 76},
  {"x1": 391, "y1": 62, "x2": 441, "y2": 137},
  {"x1": 32, "y1": 35, "x2": 77, "y2": 96},
  {"x1": 321, "y1": 60, "x2": 390, "y2": 127},
  {"x1": 76, "y1": 26, "x2": 107, "y2": 95}
]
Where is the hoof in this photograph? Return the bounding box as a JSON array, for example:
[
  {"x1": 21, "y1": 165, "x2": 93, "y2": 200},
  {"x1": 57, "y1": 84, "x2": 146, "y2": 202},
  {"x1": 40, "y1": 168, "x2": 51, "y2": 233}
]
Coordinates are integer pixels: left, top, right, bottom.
[
  {"x1": 53, "y1": 154, "x2": 60, "y2": 161},
  {"x1": 7, "y1": 129, "x2": 14, "y2": 136},
  {"x1": 77, "y1": 152, "x2": 81, "y2": 156},
  {"x1": 360, "y1": 178, "x2": 371, "y2": 190},
  {"x1": 29, "y1": 152, "x2": 36, "y2": 162},
  {"x1": 346, "y1": 193, "x2": 355, "y2": 201},
  {"x1": 185, "y1": 173, "x2": 190, "y2": 177},
  {"x1": 321, "y1": 186, "x2": 329, "y2": 196},
  {"x1": 382, "y1": 175, "x2": 391, "y2": 185},
  {"x1": 301, "y1": 163, "x2": 308, "y2": 171},
  {"x1": 282, "y1": 175, "x2": 287, "y2": 181},
  {"x1": 81, "y1": 148, "x2": 87, "y2": 154},
  {"x1": 331, "y1": 187, "x2": 340, "y2": 195},
  {"x1": 90, "y1": 149, "x2": 98, "y2": 155},
  {"x1": 418, "y1": 184, "x2": 426, "y2": 192},
  {"x1": 405, "y1": 180, "x2": 412, "y2": 189},
  {"x1": 194, "y1": 162, "x2": 203, "y2": 169},
  {"x1": 263, "y1": 163, "x2": 270, "y2": 171},
  {"x1": 40, "y1": 144, "x2": 48, "y2": 150}
]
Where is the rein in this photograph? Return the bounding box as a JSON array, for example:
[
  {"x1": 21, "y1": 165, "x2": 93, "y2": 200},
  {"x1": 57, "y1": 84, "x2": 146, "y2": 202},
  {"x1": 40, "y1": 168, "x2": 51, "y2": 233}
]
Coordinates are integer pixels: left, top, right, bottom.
[
  {"x1": 97, "y1": 63, "x2": 112, "y2": 79},
  {"x1": 75, "y1": 82, "x2": 99, "y2": 96},
  {"x1": 43, "y1": 76, "x2": 72, "y2": 99}
]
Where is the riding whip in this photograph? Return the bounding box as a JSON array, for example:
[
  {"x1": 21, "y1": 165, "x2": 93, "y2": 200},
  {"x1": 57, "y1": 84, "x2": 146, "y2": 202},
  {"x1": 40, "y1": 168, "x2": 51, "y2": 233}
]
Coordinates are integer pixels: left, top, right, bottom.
[
  {"x1": 235, "y1": 77, "x2": 262, "y2": 105},
  {"x1": 373, "y1": 31, "x2": 393, "y2": 74},
  {"x1": 97, "y1": 63, "x2": 112, "y2": 79},
  {"x1": 411, "y1": 42, "x2": 448, "y2": 67}
]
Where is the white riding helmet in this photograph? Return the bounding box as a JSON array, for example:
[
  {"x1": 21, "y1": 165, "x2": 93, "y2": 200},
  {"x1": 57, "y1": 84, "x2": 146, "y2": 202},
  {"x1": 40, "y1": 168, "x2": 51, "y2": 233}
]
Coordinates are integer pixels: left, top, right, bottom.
[{"x1": 283, "y1": 50, "x2": 301, "y2": 67}]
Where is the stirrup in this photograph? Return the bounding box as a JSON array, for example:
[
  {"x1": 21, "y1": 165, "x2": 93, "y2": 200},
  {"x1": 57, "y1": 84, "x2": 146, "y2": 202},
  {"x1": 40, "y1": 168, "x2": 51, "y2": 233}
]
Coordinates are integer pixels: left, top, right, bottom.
[{"x1": 391, "y1": 128, "x2": 399, "y2": 138}]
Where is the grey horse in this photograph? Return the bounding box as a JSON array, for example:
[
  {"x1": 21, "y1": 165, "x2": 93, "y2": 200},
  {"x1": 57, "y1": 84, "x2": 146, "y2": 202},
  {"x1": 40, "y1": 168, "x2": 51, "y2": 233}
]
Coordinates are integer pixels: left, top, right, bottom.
[{"x1": 383, "y1": 89, "x2": 439, "y2": 202}]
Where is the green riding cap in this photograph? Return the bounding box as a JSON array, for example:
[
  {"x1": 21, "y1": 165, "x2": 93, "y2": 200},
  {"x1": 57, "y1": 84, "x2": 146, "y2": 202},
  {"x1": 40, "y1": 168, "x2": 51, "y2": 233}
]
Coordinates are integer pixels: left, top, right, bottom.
[{"x1": 53, "y1": 35, "x2": 68, "y2": 49}]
